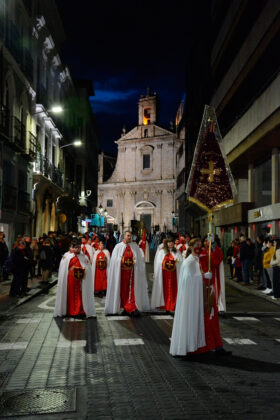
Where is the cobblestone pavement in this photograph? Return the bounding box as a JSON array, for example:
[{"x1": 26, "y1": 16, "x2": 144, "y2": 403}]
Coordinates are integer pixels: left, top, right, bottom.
[{"x1": 0, "y1": 278, "x2": 280, "y2": 419}]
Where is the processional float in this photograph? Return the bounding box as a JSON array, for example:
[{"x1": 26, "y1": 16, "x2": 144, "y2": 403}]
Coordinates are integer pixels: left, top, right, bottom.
[{"x1": 186, "y1": 105, "x2": 236, "y2": 309}]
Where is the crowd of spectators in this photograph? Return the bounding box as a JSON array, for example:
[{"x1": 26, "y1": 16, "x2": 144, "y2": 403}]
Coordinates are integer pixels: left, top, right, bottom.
[{"x1": 226, "y1": 234, "x2": 280, "y2": 300}]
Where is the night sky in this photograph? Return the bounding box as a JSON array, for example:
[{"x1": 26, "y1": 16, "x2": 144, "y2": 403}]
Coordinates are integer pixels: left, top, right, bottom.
[{"x1": 56, "y1": 1, "x2": 198, "y2": 155}]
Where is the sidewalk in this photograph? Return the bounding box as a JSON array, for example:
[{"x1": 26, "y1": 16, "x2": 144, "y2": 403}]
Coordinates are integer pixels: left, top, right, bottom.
[
  {"x1": 224, "y1": 267, "x2": 280, "y2": 307},
  {"x1": 0, "y1": 274, "x2": 57, "y2": 316}
]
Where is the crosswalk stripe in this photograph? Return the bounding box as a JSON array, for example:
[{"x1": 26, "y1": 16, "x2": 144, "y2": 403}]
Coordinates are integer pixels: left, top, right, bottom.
[
  {"x1": 107, "y1": 316, "x2": 130, "y2": 320},
  {"x1": 223, "y1": 338, "x2": 257, "y2": 345},
  {"x1": 16, "y1": 318, "x2": 40, "y2": 324},
  {"x1": 0, "y1": 342, "x2": 28, "y2": 350},
  {"x1": 151, "y1": 315, "x2": 173, "y2": 320},
  {"x1": 57, "y1": 340, "x2": 86, "y2": 348},
  {"x1": 233, "y1": 317, "x2": 260, "y2": 322},
  {"x1": 114, "y1": 338, "x2": 144, "y2": 346}
]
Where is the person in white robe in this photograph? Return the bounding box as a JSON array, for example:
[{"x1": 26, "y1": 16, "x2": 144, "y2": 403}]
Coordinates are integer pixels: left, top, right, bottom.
[
  {"x1": 54, "y1": 239, "x2": 96, "y2": 318},
  {"x1": 151, "y1": 238, "x2": 182, "y2": 311},
  {"x1": 170, "y1": 238, "x2": 206, "y2": 356},
  {"x1": 92, "y1": 241, "x2": 110, "y2": 296},
  {"x1": 104, "y1": 231, "x2": 150, "y2": 316},
  {"x1": 81, "y1": 237, "x2": 94, "y2": 263}
]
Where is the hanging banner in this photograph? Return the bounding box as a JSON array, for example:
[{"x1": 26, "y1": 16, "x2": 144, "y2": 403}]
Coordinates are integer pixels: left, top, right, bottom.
[{"x1": 186, "y1": 105, "x2": 236, "y2": 212}]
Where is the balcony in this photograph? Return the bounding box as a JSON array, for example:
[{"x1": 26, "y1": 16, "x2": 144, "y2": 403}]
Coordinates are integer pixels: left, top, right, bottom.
[
  {"x1": 28, "y1": 131, "x2": 37, "y2": 160},
  {"x1": 2, "y1": 185, "x2": 17, "y2": 210},
  {"x1": 35, "y1": 153, "x2": 63, "y2": 188},
  {"x1": 18, "y1": 191, "x2": 31, "y2": 214},
  {"x1": 0, "y1": 105, "x2": 10, "y2": 138},
  {"x1": 13, "y1": 116, "x2": 26, "y2": 152}
]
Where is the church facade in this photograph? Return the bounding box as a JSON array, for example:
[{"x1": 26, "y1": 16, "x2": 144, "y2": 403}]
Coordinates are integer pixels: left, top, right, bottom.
[{"x1": 98, "y1": 90, "x2": 181, "y2": 233}]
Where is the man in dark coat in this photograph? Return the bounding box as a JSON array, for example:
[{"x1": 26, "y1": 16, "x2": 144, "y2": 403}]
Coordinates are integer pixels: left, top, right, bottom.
[
  {"x1": 240, "y1": 234, "x2": 251, "y2": 285},
  {"x1": 0, "y1": 233, "x2": 9, "y2": 281},
  {"x1": 10, "y1": 241, "x2": 29, "y2": 297}
]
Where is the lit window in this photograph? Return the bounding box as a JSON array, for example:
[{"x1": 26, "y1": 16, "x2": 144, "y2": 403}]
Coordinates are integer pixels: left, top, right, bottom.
[
  {"x1": 143, "y1": 108, "x2": 151, "y2": 125},
  {"x1": 143, "y1": 154, "x2": 150, "y2": 169},
  {"x1": 107, "y1": 199, "x2": 113, "y2": 207}
]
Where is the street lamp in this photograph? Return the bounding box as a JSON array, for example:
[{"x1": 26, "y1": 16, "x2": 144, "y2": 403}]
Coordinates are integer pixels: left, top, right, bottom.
[
  {"x1": 34, "y1": 105, "x2": 64, "y2": 115},
  {"x1": 99, "y1": 203, "x2": 104, "y2": 214},
  {"x1": 51, "y1": 105, "x2": 63, "y2": 114},
  {"x1": 60, "y1": 140, "x2": 83, "y2": 149}
]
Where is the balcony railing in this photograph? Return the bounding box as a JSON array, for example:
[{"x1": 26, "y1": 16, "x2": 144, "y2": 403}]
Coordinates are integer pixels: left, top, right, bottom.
[
  {"x1": 28, "y1": 131, "x2": 37, "y2": 160},
  {"x1": 2, "y1": 185, "x2": 17, "y2": 210},
  {"x1": 35, "y1": 153, "x2": 63, "y2": 188},
  {"x1": 0, "y1": 105, "x2": 10, "y2": 138},
  {"x1": 13, "y1": 116, "x2": 26, "y2": 152},
  {"x1": 18, "y1": 190, "x2": 31, "y2": 214}
]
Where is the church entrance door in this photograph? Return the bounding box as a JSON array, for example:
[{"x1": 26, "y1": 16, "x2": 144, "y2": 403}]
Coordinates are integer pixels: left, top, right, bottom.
[{"x1": 142, "y1": 214, "x2": 151, "y2": 233}]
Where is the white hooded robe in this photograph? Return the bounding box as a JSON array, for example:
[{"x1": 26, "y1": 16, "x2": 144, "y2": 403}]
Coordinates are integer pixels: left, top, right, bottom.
[
  {"x1": 170, "y1": 254, "x2": 205, "y2": 355},
  {"x1": 92, "y1": 249, "x2": 110, "y2": 286},
  {"x1": 151, "y1": 249, "x2": 182, "y2": 309},
  {"x1": 54, "y1": 252, "x2": 96, "y2": 317},
  {"x1": 104, "y1": 241, "x2": 150, "y2": 315}
]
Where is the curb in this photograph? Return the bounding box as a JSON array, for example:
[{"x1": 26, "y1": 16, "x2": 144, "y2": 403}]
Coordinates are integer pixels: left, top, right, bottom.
[
  {"x1": 225, "y1": 276, "x2": 280, "y2": 307},
  {"x1": 0, "y1": 276, "x2": 58, "y2": 316}
]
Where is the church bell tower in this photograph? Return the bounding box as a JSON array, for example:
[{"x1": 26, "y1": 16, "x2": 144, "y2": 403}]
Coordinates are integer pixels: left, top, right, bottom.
[{"x1": 138, "y1": 87, "x2": 159, "y2": 126}]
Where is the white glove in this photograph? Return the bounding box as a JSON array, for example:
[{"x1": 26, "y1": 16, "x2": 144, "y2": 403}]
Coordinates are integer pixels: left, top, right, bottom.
[{"x1": 204, "y1": 272, "x2": 212, "y2": 280}]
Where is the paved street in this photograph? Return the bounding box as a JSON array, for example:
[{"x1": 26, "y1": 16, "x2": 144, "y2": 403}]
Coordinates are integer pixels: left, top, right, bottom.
[{"x1": 0, "y1": 271, "x2": 280, "y2": 420}]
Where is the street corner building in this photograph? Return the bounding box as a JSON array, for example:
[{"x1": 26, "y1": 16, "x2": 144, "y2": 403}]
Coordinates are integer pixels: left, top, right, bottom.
[
  {"x1": 98, "y1": 89, "x2": 182, "y2": 233},
  {"x1": 0, "y1": 0, "x2": 99, "y2": 248}
]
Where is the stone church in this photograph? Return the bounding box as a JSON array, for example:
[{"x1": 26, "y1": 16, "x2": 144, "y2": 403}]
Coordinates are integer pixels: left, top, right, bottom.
[{"x1": 98, "y1": 90, "x2": 181, "y2": 233}]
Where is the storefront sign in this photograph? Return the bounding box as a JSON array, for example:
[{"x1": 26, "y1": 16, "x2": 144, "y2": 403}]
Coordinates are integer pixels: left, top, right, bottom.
[
  {"x1": 248, "y1": 203, "x2": 280, "y2": 223},
  {"x1": 253, "y1": 210, "x2": 262, "y2": 219}
]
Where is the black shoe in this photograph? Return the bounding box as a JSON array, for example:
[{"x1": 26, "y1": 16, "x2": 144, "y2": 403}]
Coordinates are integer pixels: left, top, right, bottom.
[
  {"x1": 215, "y1": 348, "x2": 232, "y2": 357},
  {"x1": 267, "y1": 291, "x2": 274, "y2": 296},
  {"x1": 121, "y1": 310, "x2": 129, "y2": 316},
  {"x1": 130, "y1": 309, "x2": 141, "y2": 318},
  {"x1": 257, "y1": 285, "x2": 265, "y2": 290}
]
